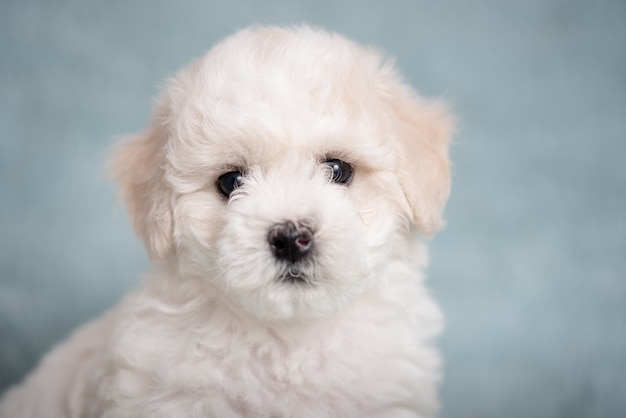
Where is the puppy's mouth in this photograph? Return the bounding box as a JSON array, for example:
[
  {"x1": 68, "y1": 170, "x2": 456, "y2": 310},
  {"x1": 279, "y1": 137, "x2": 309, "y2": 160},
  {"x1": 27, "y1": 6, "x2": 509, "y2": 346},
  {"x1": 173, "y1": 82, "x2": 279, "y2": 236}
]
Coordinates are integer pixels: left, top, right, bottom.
[{"x1": 278, "y1": 267, "x2": 312, "y2": 285}]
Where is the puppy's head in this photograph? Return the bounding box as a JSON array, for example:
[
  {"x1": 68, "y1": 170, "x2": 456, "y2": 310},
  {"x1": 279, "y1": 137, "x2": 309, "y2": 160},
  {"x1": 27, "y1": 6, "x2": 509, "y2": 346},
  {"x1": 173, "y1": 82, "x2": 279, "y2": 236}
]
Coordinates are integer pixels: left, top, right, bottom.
[{"x1": 111, "y1": 26, "x2": 452, "y2": 321}]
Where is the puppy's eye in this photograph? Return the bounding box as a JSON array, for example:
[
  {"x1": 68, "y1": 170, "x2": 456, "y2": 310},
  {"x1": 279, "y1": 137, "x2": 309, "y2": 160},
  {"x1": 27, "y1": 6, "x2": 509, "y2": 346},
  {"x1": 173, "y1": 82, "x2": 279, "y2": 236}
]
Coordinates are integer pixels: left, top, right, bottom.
[
  {"x1": 324, "y1": 159, "x2": 353, "y2": 185},
  {"x1": 217, "y1": 171, "x2": 244, "y2": 198}
]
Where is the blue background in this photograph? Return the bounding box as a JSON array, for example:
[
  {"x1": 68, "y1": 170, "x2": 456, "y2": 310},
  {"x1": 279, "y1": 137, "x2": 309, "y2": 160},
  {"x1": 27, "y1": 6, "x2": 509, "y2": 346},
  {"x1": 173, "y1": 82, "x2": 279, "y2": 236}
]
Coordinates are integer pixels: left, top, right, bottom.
[{"x1": 1, "y1": 1, "x2": 625, "y2": 417}]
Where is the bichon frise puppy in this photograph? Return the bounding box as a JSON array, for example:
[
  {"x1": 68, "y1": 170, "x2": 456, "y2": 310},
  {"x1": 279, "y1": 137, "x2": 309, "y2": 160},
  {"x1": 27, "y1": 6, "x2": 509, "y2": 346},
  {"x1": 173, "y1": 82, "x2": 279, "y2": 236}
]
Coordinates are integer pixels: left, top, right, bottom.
[{"x1": 0, "y1": 25, "x2": 452, "y2": 418}]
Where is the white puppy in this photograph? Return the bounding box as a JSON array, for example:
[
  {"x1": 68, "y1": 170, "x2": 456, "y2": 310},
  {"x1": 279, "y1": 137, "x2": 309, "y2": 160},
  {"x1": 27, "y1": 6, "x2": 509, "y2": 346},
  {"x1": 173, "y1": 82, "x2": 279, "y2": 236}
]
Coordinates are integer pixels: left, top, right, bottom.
[{"x1": 0, "y1": 25, "x2": 452, "y2": 417}]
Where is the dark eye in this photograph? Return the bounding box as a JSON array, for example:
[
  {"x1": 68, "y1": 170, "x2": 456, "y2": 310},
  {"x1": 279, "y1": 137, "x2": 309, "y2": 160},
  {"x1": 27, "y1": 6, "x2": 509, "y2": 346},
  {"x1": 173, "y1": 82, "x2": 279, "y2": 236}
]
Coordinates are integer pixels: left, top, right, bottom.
[
  {"x1": 324, "y1": 159, "x2": 353, "y2": 184},
  {"x1": 217, "y1": 170, "x2": 244, "y2": 198}
]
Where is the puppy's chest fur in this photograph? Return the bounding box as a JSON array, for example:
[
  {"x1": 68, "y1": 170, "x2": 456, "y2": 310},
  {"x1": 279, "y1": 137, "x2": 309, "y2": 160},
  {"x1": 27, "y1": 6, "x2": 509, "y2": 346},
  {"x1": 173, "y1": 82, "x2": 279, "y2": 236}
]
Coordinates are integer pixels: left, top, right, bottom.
[{"x1": 93, "y1": 271, "x2": 440, "y2": 417}]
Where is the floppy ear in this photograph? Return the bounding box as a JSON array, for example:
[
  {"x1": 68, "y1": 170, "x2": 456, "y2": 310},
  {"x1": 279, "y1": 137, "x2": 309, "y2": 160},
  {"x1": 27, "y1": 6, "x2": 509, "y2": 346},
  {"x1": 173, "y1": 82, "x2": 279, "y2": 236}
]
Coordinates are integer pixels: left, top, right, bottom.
[
  {"x1": 109, "y1": 123, "x2": 173, "y2": 259},
  {"x1": 386, "y1": 85, "x2": 453, "y2": 236}
]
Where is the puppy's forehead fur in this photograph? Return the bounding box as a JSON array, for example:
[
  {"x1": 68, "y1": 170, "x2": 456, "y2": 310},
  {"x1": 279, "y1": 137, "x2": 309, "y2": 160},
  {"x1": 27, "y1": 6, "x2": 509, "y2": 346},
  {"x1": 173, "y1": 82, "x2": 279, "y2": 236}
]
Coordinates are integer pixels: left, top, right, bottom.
[{"x1": 163, "y1": 26, "x2": 396, "y2": 174}]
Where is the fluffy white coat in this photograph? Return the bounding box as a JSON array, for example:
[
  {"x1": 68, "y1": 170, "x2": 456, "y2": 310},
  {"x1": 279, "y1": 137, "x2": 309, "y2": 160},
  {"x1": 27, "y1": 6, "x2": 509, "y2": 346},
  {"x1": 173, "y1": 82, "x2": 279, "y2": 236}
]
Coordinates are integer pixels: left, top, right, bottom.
[{"x1": 0, "y1": 25, "x2": 452, "y2": 418}]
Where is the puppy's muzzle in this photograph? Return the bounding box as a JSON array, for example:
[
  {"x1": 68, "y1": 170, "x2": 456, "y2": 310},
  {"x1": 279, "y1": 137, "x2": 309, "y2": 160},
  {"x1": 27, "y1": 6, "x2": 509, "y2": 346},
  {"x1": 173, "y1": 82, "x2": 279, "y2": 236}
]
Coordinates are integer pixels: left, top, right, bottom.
[{"x1": 268, "y1": 221, "x2": 314, "y2": 264}]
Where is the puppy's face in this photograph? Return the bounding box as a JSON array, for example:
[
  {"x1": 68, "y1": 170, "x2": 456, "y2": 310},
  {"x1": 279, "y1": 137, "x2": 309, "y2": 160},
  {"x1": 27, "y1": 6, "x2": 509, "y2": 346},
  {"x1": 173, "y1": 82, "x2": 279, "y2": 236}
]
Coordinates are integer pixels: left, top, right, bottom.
[{"x1": 111, "y1": 27, "x2": 452, "y2": 322}]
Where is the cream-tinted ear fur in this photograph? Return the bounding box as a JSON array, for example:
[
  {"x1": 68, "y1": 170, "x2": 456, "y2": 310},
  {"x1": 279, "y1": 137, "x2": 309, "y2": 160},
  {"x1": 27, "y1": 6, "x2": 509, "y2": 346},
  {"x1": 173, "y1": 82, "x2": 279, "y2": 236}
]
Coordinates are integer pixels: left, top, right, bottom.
[
  {"x1": 109, "y1": 121, "x2": 173, "y2": 259},
  {"x1": 385, "y1": 83, "x2": 453, "y2": 235}
]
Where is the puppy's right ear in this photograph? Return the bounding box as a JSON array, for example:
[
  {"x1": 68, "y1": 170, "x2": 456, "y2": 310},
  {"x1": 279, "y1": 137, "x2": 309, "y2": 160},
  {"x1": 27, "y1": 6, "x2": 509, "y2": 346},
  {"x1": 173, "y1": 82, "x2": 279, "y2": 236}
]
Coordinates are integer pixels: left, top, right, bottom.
[
  {"x1": 382, "y1": 81, "x2": 453, "y2": 236},
  {"x1": 109, "y1": 124, "x2": 173, "y2": 260}
]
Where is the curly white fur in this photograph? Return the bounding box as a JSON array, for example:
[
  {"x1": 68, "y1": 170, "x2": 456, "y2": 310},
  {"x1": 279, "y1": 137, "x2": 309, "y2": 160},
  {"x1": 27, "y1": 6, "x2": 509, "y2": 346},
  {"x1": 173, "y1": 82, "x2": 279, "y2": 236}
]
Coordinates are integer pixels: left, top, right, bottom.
[{"x1": 0, "y1": 25, "x2": 452, "y2": 417}]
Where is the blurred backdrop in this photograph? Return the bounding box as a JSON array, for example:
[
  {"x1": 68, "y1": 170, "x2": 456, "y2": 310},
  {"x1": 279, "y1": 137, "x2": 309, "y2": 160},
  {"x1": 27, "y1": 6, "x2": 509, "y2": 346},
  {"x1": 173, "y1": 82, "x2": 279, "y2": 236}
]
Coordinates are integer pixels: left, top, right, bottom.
[{"x1": 1, "y1": 0, "x2": 625, "y2": 417}]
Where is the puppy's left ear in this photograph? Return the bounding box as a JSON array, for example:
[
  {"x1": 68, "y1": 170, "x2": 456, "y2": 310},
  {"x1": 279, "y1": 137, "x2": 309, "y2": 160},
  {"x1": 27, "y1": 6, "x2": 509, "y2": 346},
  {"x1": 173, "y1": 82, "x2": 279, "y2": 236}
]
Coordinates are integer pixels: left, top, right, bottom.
[
  {"x1": 108, "y1": 123, "x2": 174, "y2": 260},
  {"x1": 385, "y1": 83, "x2": 453, "y2": 235}
]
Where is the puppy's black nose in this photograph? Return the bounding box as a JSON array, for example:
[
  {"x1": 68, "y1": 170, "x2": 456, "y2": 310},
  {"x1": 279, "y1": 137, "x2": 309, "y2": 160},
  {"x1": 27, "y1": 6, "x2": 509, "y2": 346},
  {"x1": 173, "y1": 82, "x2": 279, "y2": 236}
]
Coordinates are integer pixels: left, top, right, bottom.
[{"x1": 268, "y1": 221, "x2": 314, "y2": 263}]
